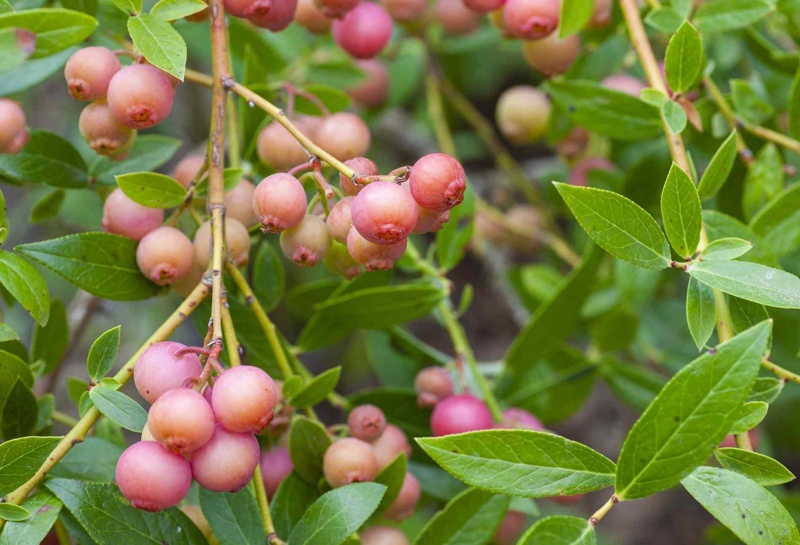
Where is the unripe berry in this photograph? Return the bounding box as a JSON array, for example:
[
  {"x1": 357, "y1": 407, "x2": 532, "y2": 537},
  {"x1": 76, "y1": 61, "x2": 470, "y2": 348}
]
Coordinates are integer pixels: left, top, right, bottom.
[
  {"x1": 346, "y1": 227, "x2": 407, "y2": 271},
  {"x1": 248, "y1": 0, "x2": 298, "y2": 30},
  {"x1": 323, "y1": 438, "x2": 379, "y2": 488},
  {"x1": 340, "y1": 156, "x2": 378, "y2": 196},
  {"x1": 102, "y1": 188, "x2": 163, "y2": 241},
  {"x1": 136, "y1": 226, "x2": 195, "y2": 285},
  {"x1": 314, "y1": 0, "x2": 358, "y2": 17},
  {"x1": 315, "y1": 113, "x2": 371, "y2": 161},
  {"x1": 257, "y1": 119, "x2": 313, "y2": 172},
  {"x1": 296, "y1": 0, "x2": 331, "y2": 33},
  {"x1": 193, "y1": 218, "x2": 251, "y2": 268},
  {"x1": 568, "y1": 156, "x2": 614, "y2": 187},
  {"x1": 107, "y1": 64, "x2": 175, "y2": 129},
  {"x1": 495, "y1": 86, "x2": 550, "y2": 144},
  {"x1": 352, "y1": 182, "x2": 418, "y2": 244},
  {"x1": 463, "y1": 0, "x2": 503, "y2": 13},
  {"x1": 324, "y1": 241, "x2": 364, "y2": 279},
  {"x1": 224, "y1": 0, "x2": 271, "y2": 18},
  {"x1": 172, "y1": 155, "x2": 205, "y2": 188},
  {"x1": 64, "y1": 46, "x2": 121, "y2": 101},
  {"x1": 348, "y1": 404, "x2": 387, "y2": 442},
  {"x1": 79, "y1": 101, "x2": 135, "y2": 155},
  {"x1": 326, "y1": 197, "x2": 355, "y2": 243},
  {"x1": 413, "y1": 206, "x2": 451, "y2": 234},
  {"x1": 492, "y1": 511, "x2": 526, "y2": 545},
  {"x1": 408, "y1": 153, "x2": 466, "y2": 212},
  {"x1": 191, "y1": 425, "x2": 260, "y2": 492},
  {"x1": 588, "y1": 0, "x2": 611, "y2": 27},
  {"x1": 370, "y1": 423, "x2": 411, "y2": 469},
  {"x1": 414, "y1": 367, "x2": 454, "y2": 408},
  {"x1": 332, "y1": 3, "x2": 393, "y2": 59},
  {"x1": 503, "y1": 0, "x2": 560, "y2": 40},
  {"x1": 212, "y1": 366, "x2": 278, "y2": 433},
  {"x1": 260, "y1": 447, "x2": 293, "y2": 499},
  {"x1": 253, "y1": 173, "x2": 308, "y2": 233},
  {"x1": 522, "y1": 33, "x2": 580, "y2": 77},
  {"x1": 362, "y1": 527, "x2": 410, "y2": 545},
  {"x1": 431, "y1": 394, "x2": 493, "y2": 436},
  {"x1": 348, "y1": 60, "x2": 390, "y2": 108},
  {"x1": 115, "y1": 441, "x2": 192, "y2": 511},
  {"x1": 602, "y1": 74, "x2": 646, "y2": 97},
  {"x1": 434, "y1": 0, "x2": 483, "y2": 35},
  {"x1": 498, "y1": 407, "x2": 545, "y2": 431},
  {"x1": 382, "y1": 0, "x2": 426, "y2": 21},
  {"x1": 384, "y1": 472, "x2": 420, "y2": 521},
  {"x1": 0, "y1": 99, "x2": 26, "y2": 154},
  {"x1": 225, "y1": 179, "x2": 259, "y2": 227},
  {"x1": 147, "y1": 388, "x2": 215, "y2": 454},
  {"x1": 134, "y1": 341, "x2": 203, "y2": 404},
  {"x1": 280, "y1": 215, "x2": 332, "y2": 267}
]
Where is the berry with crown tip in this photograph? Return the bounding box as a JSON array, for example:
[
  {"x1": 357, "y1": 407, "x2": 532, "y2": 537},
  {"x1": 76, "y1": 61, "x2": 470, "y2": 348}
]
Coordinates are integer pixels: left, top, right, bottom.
[
  {"x1": 280, "y1": 215, "x2": 332, "y2": 267},
  {"x1": 252, "y1": 173, "x2": 308, "y2": 233},
  {"x1": 340, "y1": 156, "x2": 378, "y2": 196},
  {"x1": 503, "y1": 0, "x2": 560, "y2": 40},
  {"x1": 384, "y1": 472, "x2": 420, "y2": 521},
  {"x1": 346, "y1": 227, "x2": 407, "y2": 271},
  {"x1": 79, "y1": 101, "x2": 135, "y2": 156},
  {"x1": 414, "y1": 367, "x2": 454, "y2": 408},
  {"x1": 224, "y1": 0, "x2": 271, "y2": 18},
  {"x1": 65, "y1": 46, "x2": 121, "y2": 101},
  {"x1": 315, "y1": 112, "x2": 372, "y2": 161},
  {"x1": 332, "y1": 3, "x2": 393, "y2": 59},
  {"x1": 136, "y1": 226, "x2": 195, "y2": 286},
  {"x1": 260, "y1": 447, "x2": 293, "y2": 499},
  {"x1": 116, "y1": 441, "x2": 192, "y2": 511},
  {"x1": 107, "y1": 64, "x2": 174, "y2": 129},
  {"x1": 147, "y1": 388, "x2": 215, "y2": 455},
  {"x1": 408, "y1": 153, "x2": 466, "y2": 212},
  {"x1": 212, "y1": 366, "x2": 278, "y2": 433},
  {"x1": 522, "y1": 33, "x2": 580, "y2": 77},
  {"x1": 247, "y1": 0, "x2": 298, "y2": 30},
  {"x1": 323, "y1": 438, "x2": 380, "y2": 488},
  {"x1": 352, "y1": 181, "x2": 419, "y2": 244},
  {"x1": 495, "y1": 86, "x2": 550, "y2": 144},
  {"x1": 431, "y1": 394, "x2": 493, "y2": 436},
  {"x1": 314, "y1": 0, "x2": 358, "y2": 17},
  {"x1": 102, "y1": 188, "x2": 163, "y2": 241},
  {"x1": 0, "y1": 99, "x2": 26, "y2": 154},
  {"x1": 133, "y1": 341, "x2": 203, "y2": 404},
  {"x1": 296, "y1": 0, "x2": 331, "y2": 33},
  {"x1": 191, "y1": 425, "x2": 260, "y2": 492},
  {"x1": 348, "y1": 404, "x2": 387, "y2": 442},
  {"x1": 370, "y1": 423, "x2": 412, "y2": 469},
  {"x1": 193, "y1": 218, "x2": 251, "y2": 268}
]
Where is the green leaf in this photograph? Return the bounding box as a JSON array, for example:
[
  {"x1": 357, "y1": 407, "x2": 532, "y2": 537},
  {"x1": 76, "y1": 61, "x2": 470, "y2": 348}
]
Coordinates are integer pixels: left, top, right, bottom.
[
  {"x1": 348, "y1": 389, "x2": 431, "y2": 438},
  {"x1": 0, "y1": 130, "x2": 87, "y2": 188},
  {"x1": 0, "y1": 323, "x2": 18, "y2": 342},
  {"x1": 289, "y1": 367, "x2": 341, "y2": 408},
  {"x1": 271, "y1": 472, "x2": 319, "y2": 538},
  {"x1": 789, "y1": 63, "x2": 800, "y2": 140},
  {"x1": 0, "y1": 490, "x2": 62, "y2": 544},
  {"x1": 127, "y1": 13, "x2": 186, "y2": 80},
  {"x1": 16, "y1": 233, "x2": 160, "y2": 301},
  {"x1": 714, "y1": 449, "x2": 795, "y2": 487},
  {"x1": 698, "y1": 131, "x2": 738, "y2": 201},
  {"x1": 694, "y1": 0, "x2": 773, "y2": 32},
  {"x1": 0, "y1": 47, "x2": 75, "y2": 96},
  {"x1": 151, "y1": 0, "x2": 205, "y2": 18},
  {"x1": 749, "y1": 377, "x2": 783, "y2": 404},
  {"x1": 682, "y1": 467, "x2": 800, "y2": 544},
  {"x1": 701, "y1": 238, "x2": 753, "y2": 261},
  {"x1": 731, "y1": 80, "x2": 775, "y2": 127},
  {"x1": 665, "y1": 21, "x2": 704, "y2": 94},
  {"x1": 2, "y1": 379, "x2": 37, "y2": 440},
  {"x1": 505, "y1": 244, "x2": 603, "y2": 373},
  {"x1": 294, "y1": 84, "x2": 352, "y2": 115},
  {"x1": 0, "y1": 436, "x2": 60, "y2": 496},
  {"x1": 48, "y1": 437, "x2": 124, "y2": 482},
  {"x1": 0, "y1": 28, "x2": 32, "y2": 74},
  {"x1": 704, "y1": 210, "x2": 779, "y2": 267},
  {"x1": 518, "y1": 515, "x2": 596, "y2": 545},
  {"x1": 686, "y1": 276, "x2": 716, "y2": 350},
  {"x1": 554, "y1": 183, "x2": 671, "y2": 269},
  {"x1": 297, "y1": 282, "x2": 444, "y2": 351},
  {"x1": 372, "y1": 454, "x2": 407, "y2": 518},
  {"x1": 116, "y1": 172, "x2": 188, "y2": 209},
  {"x1": 111, "y1": 0, "x2": 141, "y2": 14},
  {"x1": 199, "y1": 487, "x2": 264, "y2": 545},
  {"x1": 749, "y1": 183, "x2": 800, "y2": 257},
  {"x1": 252, "y1": 243, "x2": 284, "y2": 312},
  {"x1": 0, "y1": 250, "x2": 49, "y2": 326},
  {"x1": 645, "y1": 7, "x2": 685, "y2": 33},
  {"x1": 436, "y1": 183, "x2": 474, "y2": 271},
  {"x1": 687, "y1": 260, "x2": 800, "y2": 309},
  {"x1": 289, "y1": 483, "x2": 386, "y2": 545},
  {"x1": 47, "y1": 478, "x2": 207, "y2": 545},
  {"x1": 0, "y1": 503, "x2": 31, "y2": 522},
  {"x1": 0, "y1": 9, "x2": 96, "y2": 57},
  {"x1": 660, "y1": 163, "x2": 702, "y2": 258},
  {"x1": 30, "y1": 188, "x2": 66, "y2": 224},
  {"x1": 408, "y1": 461, "x2": 466, "y2": 502},
  {"x1": 0, "y1": 0, "x2": 11, "y2": 14},
  {"x1": 547, "y1": 80, "x2": 662, "y2": 140},
  {"x1": 88, "y1": 385, "x2": 147, "y2": 432},
  {"x1": 661, "y1": 99, "x2": 688, "y2": 134},
  {"x1": 87, "y1": 326, "x2": 121, "y2": 381},
  {"x1": 90, "y1": 135, "x2": 181, "y2": 186},
  {"x1": 731, "y1": 401, "x2": 768, "y2": 434},
  {"x1": 599, "y1": 359, "x2": 666, "y2": 412},
  {"x1": 412, "y1": 488, "x2": 509, "y2": 545},
  {"x1": 615, "y1": 321, "x2": 772, "y2": 500},
  {"x1": 289, "y1": 416, "x2": 332, "y2": 486},
  {"x1": 417, "y1": 430, "x2": 616, "y2": 498},
  {"x1": 743, "y1": 144, "x2": 783, "y2": 221},
  {"x1": 31, "y1": 299, "x2": 67, "y2": 373},
  {"x1": 558, "y1": 0, "x2": 592, "y2": 37},
  {"x1": 729, "y1": 296, "x2": 769, "y2": 335}
]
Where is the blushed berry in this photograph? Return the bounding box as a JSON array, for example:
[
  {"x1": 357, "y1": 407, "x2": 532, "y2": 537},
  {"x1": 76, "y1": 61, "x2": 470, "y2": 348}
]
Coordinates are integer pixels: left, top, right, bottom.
[
  {"x1": 280, "y1": 215, "x2": 332, "y2": 267},
  {"x1": 352, "y1": 181, "x2": 418, "y2": 244},
  {"x1": 252, "y1": 173, "x2": 308, "y2": 233},
  {"x1": 430, "y1": 394, "x2": 493, "y2": 436},
  {"x1": 323, "y1": 438, "x2": 379, "y2": 488},
  {"x1": 133, "y1": 341, "x2": 202, "y2": 404},
  {"x1": 79, "y1": 101, "x2": 135, "y2": 155},
  {"x1": 332, "y1": 3, "x2": 393, "y2": 59},
  {"x1": 408, "y1": 153, "x2": 466, "y2": 212},
  {"x1": 102, "y1": 188, "x2": 163, "y2": 242},
  {"x1": 212, "y1": 366, "x2": 278, "y2": 433},
  {"x1": 191, "y1": 425, "x2": 260, "y2": 492},
  {"x1": 346, "y1": 227, "x2": 407, "y2": 271},
  {"x1": 147, "y1": 388, "x2": 215, "y2": 455},
  {"x1": 116, "y1": 441, "x2": 192, "y2": 511},
  {"x1": 136, "y1": 226, "x2": 195, "y2": 285},
  {"x1": 64, "y1": 46, "x2": 121, "y2": 101},
  {"x1": 107, "y1": 64, "x2": 175, "y2": 129}
]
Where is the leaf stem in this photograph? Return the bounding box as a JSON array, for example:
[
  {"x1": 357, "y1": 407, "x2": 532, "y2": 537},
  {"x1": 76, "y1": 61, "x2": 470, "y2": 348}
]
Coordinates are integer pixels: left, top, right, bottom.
[
  {"x1": 760, "y1": 359, "x2": 800, "y2": 385},
  {"x1": 589, "y1": 495, "x2": 619, "y2": 526}
]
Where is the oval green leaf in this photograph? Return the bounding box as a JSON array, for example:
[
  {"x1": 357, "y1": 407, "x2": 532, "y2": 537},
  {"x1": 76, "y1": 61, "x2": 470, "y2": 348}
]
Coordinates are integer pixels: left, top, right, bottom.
[
  {"x1": 0, "y1": 436, "x2": 60, "y2": 496},
  {"x1": 558, "y1": 0, "x2": 592, "y2": 37},
  {"x1": 701, "y1": 238, "x2": 753, "y2": 261},
  {"x1": 660, "y1": 163, "x2": 702, "y2": 258},
  {"x1": 199, "y1": 487, "x2": 265, "y2": 545},
  {"x1": 151, "y1": 0, "x2": 205, "y2": 19},
  {"x1": 686, "y1": 276, "x2": 716, "y2": 351},
  {"x1": 698, "y1": 131, "x2": 738, "y2": 201},
  {"x1": 88, "y1": 386, "x2": 147, "y2": 432},
  {"x1": 271, "y1": 472, "x2": 320, "y2": 538},
  {"x1": 715, "y1": 448, "x2": 795, "y2": 487},
  {"x1": 0, "y1": 130, "x2": 87, "y2": 188},
  {"x1": 288, "y1": 416, "x2": 332, "y2": 486},
  {"x1": 665, "y1": 21, "x2": 704, "y2": 94},
  {"x1": 0, "y1": 250, "x2": 50, "y2": 326},
  {"x1": 694, "y1": 0, "x2": 773, "y2": 33},
  {"x1": 0, "y1": 503, "x2": 31, "y2": 522},
  {"x1": 289, "y1": 367, "x2": 341, "y2": 409},
  {"x1": 87, "y1": 326, "x2": 121, "y2": 382},
  {"x1": 127, "y1": 13, "x2": 186, "y2": 80},
  {"x1": 412, "y1": 488, "x2": 509, "y2": 545},
  {"x1": 0, "y1": 490, "x2": 62, "y2": 545},
  {"x1": 687, "y1": 260, "x2": 800, "y2": 309},
  {"x1": 518, "y1": 515, "x2": 596, "y2": 545},
  {"x1": 116, "y1": 172, "x2": 188, "y2": 208}
]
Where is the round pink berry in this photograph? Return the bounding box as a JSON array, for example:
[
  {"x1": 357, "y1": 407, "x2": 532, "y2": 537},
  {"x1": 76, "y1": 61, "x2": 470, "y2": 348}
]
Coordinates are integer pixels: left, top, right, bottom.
[
  {"x1": 352, "y1": 182, "x2": 418, "y2": 245},
  {"x1": 65, "y1": 46, "x2": 121, "y2": 101},
  {"x1": 346, "y1": 227, "x2": 407, "y2": 271},
  {"x1": 332, "y1": 3, "x2": 393, "y2": 60},
  {"x1": 326, "y1": 197, "x2": 355, "y2": 244},
  {"x1": 408, "y1": 153, "x2": 466, "y2": 212},
  {"x1": 147, "y1": 388, "x2": 215, "y2": 455},
  {"x1": 430, "y1": 394, "x2": 493, "y2": 436},
  {"x1": 247, "y1": 0, "x2": 298, "y2": 30},
  {"x1": 116, "y1": 441, "x2": 192, "y2": 511},
  {"x1": 191, "y1": 425, "x2": 261, "y2": 492},
  {"x1": 136, "y1": 226, "x2": 195, "y2": 286},
  {"x1": 107, "y1": 64, "x2": 175, "y2": 129},
  {"x1": 280, "y1": 215, "x2": 332, "y2": 267},
  {"x1": 260, "y1": 447, "x2": 293, "y2": 499},
  {"x1": 134, "y1": 341, "x2": 202, "y2": 404},
  {"x1": 252, "y1": 173, "x2": 308, "y2": 233},
  {"x1": 498, "y1": 408, "x2": 545, "y2": 431},
  {"x1": 212, "y1": 366, "x2": 278, "y2": 433},
  {"x1": 102, "y1": 188, "x2": 163, "y2": 242},
  {"x1": 503, "y1": 0, "x2": 560, "y2": 40}
]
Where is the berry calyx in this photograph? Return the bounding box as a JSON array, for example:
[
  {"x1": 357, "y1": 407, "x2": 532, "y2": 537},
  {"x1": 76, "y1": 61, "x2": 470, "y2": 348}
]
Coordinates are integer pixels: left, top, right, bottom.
[
  {"x1": 414, "y1": 367, "x2": 454, "y2": 408},
  {"x1": 323, "y1": 437, "x2": 379, "y2": 488},
  {"x1": 430, "y1": 394, "x2": 493, "y2": 436},
  {"x1": 408, "y1": 153, "x2": 466, "y2": 212},
  {"x1": 147, "y1": 388, "x2": 215, "y2": 454},
  {"x1": 136, "y1": 226, "x2": 195, "y2": 286},
  {"x1": 503, "y1": 0, "x2": 560, "y2": 40},
  {"x1": 346, "y1": 227, "x2": 407, "y2": 271},
  {"x1": 253, "y1": 173, "x2": 308, "y2": 233},
  {"x1": 212, "y1": 366, "x2": 278, "y2": 433},
  {"x1": 116, "y1": 441, "x2": 192, "y2": 511},
  {"x1": 102, "y1": 188, "x2": 163, "y2": 242},
  {"x1": 280, "y1": 215, "x2": 332, "y2": 267},
  {"x1": 191, "y1": 425, "x2": 261, "y2": 492},
  {"x1": 348, "y1": 404, "x2": 387, "y2": 442},
  {"x1": 79, "y1": 101, "x2": 135, "y2": 155},
  {"x1": 352, "y1": 181, "x2": 418, "y2": 244},
  {"x1": 133, "y1": 341, "x2": 203, "y2": 404},
  {"x1": 332, "y1": 3, "x2": 393, "y2": 60},
  {"x1": 107, "y1": 64, "x2": 175, "y2": 129},
  {"x1": 64, "y1": 46, "x2": 121, "y2": 101}
]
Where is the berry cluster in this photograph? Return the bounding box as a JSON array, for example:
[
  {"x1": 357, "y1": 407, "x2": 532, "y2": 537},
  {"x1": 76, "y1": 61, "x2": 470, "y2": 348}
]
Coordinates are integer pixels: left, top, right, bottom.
[{"x1": 116, "y1": 341, "x2": 279, "y2": 511}]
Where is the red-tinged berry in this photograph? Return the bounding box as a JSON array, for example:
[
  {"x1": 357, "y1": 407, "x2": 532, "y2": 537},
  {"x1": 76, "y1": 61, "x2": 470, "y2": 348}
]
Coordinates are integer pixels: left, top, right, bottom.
[
  {"x1": 314, "y1": 0, "x2": 359, "y2": 18},
  {"x1": 602, "y1": 74, "x2": 646, "y2": 97},
  {"x1": 552, "y1": 494, "x2": 584, "y2": 505},
  {"x1": 498, "y1": 407, "x2": 545, "y2": 431},
  {"x1": 370, "y1": 423, "x2": 411, "y2": 469},
  {"x1": 352, "y1": 181, "x2": 418, "y2": 244},
  {"x1": 116, "y1": 441, "x2": 192, "y2": 511},
  {"x1": 431, "y1": 394, "x2": 493, "y2": 436},
  {"x1": 522, "y1": 33, "x2": 580, "y2": 77},
  {"x1": 323, "y1": 438, "x2": 379, "y2": 488},
  {"x1": 213, "y1": 366, "x2": 278, "y2": 433},
  {"x1": 340, "y1": 156, "x2": 378, "y2": 196},
  {"x1": 107, "y1": 64, "x2": 175, "y2": 129},
  {"x1": 133, "y1": 341, "x2": 202, "y2": 404},
  {"x1": 382, "y1": 0, "x2": 426, "y2": 21},
  {"x1": 326, "y1": 196, "x2": 355, "y2": 243},
  {"x1": 384, "y1": 472, "x2": 420, "y2": 521},
  {"x1": 260, "y1": 447, "x2": 293, "y2": 499},
  {"x1": 332, "y1": 3, "x2": 393, "y2": 59},
  {"x1": 349, "y1": 59, "x2": 390, "y2": 108},
  {"x1": 346, "y1": 227, "x2": 407, "y2": 271},
  {"x1": 296, "y1": 0, "x2": 331, "y2": 33},
  {"x1": 495, "y1": 86, "x2": 550, "y2": 144},
  {"x1": 193, "y1": 218, "x2": 251, "y2": 268},
  {"x1": 136, "y1": 226, "x2": 195, "y2": 285},
  {"x1": 224, "y1": 0, "x2": 271, "y2": 18},
  {"x1": 315, "y1": 112, "x2": 371, "y2": 161},
  {"x1": 492, "y1": 511, "x2": 526, "y2": 545},
  {"x1": 408, "y1": 153, "x2": 466, "y2": 212},
  {"x1": 324, "y1": 241, "x2": 364, "y2": 279},
  {"x1": 253, "y1": 173, "x2": 308, "y2": 233},
  {"x1": 79, "y1": 101, "x2": 135, "y2": 155},
  {"x1": 147, "y1": 388, "x2": 215, "y2": 455},
  {"x1": 191, "y1": 425, "x2": 260, "y2": 492},
  {"x1": 414, "y1": 367, "x2": 454, "y2": 408},
  {"x1": 0, "y1": 99, "x2": 26, "y2": 154},
  {"x1": 102, "y1": 188, "x2": 163, "y2": 242},
  {"x1": 503, "y1": 0, "x2": 560, "y2": 40},
  {"x1": 257, "y1": 119, "x2": 313, "y2": 172},
  {"x1": 361, "y1": 527, "x2": 410, "y2": 545},
  {"x1": 65, "y1": 47, "x2": 121, "y2": 101},
  {"x1": 569, "y1": 156, "x2": 614, "y2": 187},
  {"x1": 348, "y1": 404, "x2": 387, "y2": 442},
  {"x1": 463, "y1": 0, "x2": 503, "y2": 13},
  {"x1": 434, "y1": 0, "x2": 483, "y2": 35},
  {"x1": 248, "y1": 0, "x2": 298, "y2": 30},
  {"x1": 172, "y1": 155, "x2": 205, "y2": 188},
  {"x1": 280, "y1": 215, "x2": 332, "y2": 266},
  {"x1": 225, "y1": 179, "x2": 259, "y2": 227}
]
